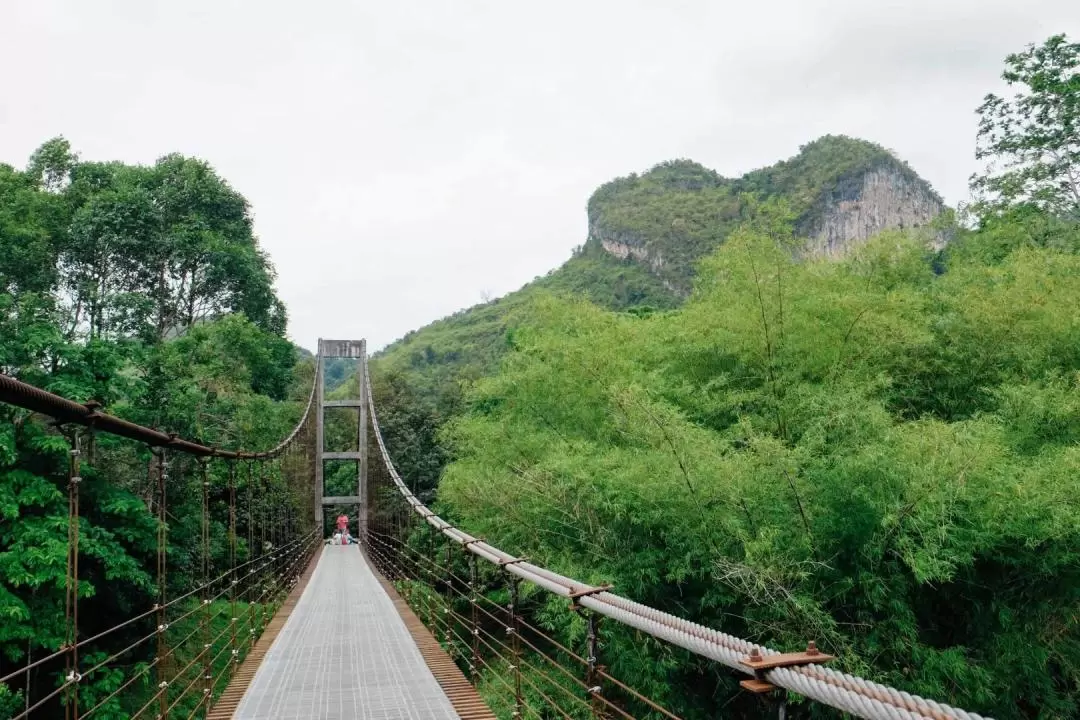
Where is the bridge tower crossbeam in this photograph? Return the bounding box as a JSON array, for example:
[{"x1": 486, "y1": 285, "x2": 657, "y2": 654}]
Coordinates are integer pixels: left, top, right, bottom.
[{"x1": 315, "y1": 339, "x2": 369, "y2": 540}]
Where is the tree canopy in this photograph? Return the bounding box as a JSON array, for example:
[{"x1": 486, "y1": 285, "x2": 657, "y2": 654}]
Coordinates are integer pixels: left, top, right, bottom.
[
  {"x1": 972, "y1": 34, "x2": 1080, "y2": 218},
  {"x1": 438, "y1": 218, "x2": 1080, "y2": 718},
  {"x1": 0, "y1": 140, "x2": 301, "y2": 716}
]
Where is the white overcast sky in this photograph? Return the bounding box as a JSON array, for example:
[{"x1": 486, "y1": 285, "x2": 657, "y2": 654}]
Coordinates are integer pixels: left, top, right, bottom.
[{"x1": 1, "y1": 1, "x2": 1077, "y2": 352}]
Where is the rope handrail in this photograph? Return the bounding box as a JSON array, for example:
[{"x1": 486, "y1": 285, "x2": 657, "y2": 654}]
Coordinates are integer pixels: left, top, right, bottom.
[
  {"x1": 362, "y1": 359, "x2": 991, "y2": 720},
  {"x1": 0, "y1": 350, "x2": 318, "y2": 459}
]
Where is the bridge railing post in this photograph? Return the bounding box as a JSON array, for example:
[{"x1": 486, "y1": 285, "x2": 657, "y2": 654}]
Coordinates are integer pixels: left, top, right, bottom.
[
  {"x1": 506, "y1": 573, "x2": 524, "y2": 719},
  {"x1": 245, "y1": 461, "x2": 256, "y2": 654},
  {"x1": 468, "y1": 552, "x2": 480, "y2": 686},
  {"x1": 200, "y1": 459, "x2": 212, "y2": 713},
  {"x1": 64, "y1": 431, "x2": 82, "y2": 720},
  {"x1": 402, "y1": 514, "x2": 416, "y2": 607},
  {"x1": 427, "y1": 523, "x2": 441, "y2": 643},
  {"x1": 585, "y1": 611, "x2": 606, "y2": 719},
  {"x1": 258, "y1": 463, "x2": 269, "y2": 634},
  {"x1": 228, "y1": 461, "x2": 239, "y2": 676},
  {"x1": 442, "y1": 536, "x2": 453, "y2": 653},
  {"x1": 155, "y1": 449, "x2": 170, "y2": 720}
]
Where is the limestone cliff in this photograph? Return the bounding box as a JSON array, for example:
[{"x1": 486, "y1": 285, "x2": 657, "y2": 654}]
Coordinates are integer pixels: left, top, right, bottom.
[{"x1": 802, "y1": 164, "x2": 945, "y2": 257}]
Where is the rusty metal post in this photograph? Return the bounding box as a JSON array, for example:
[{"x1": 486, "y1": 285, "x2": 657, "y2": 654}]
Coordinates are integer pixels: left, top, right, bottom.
[
  {"x1": 246, "y1": 462, "x2": 256, "y2": 653},
  {"x1": 402, "y1": 514, "x2": 414, "y2": 609},
  {"x1": 585, "y1": 612, "x2": 606, "y2": 718},
  {"x1": 228, "y1": 461, "x2": 239, "y2": 674},
  {"x1": 64, "y1": 433, "x2": 81, "y2": 720},
  {"x1": 468, "y1": 552, "x2": 480, "y2": 685},
  {"x1": 270, "y1": 462, "x2": 280, "y2": 601},
  {"x1": 426, "y1": 523, "x2": 438, "y2": 637},
  {"x1": 255, "y1": 462, "x2": 266, "y2": 634},
  {"x1": 506, "y1": 574, "x2": 524, "y2": 719},
  {"x1": 443, "y1": 537, "x2": 453, "y2": 653},
  {"x1": 155, "y1": 450, "x2": 169, "y2": 720},
  {"x1": 200, "y1": 460, "x2": 212, "y2": 711}
]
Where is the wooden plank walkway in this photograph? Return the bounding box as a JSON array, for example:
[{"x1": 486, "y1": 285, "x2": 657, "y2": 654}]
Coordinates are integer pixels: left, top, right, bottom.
[{"x1": 225, "y1": 545, "x2": 468, "y2": 720}]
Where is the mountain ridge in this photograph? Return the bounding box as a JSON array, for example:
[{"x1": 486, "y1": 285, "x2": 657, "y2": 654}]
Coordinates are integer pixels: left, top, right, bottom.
[
  {"x1": 585, "y1": 134, "x2": 945, "y2": 294},
  {"x1": 371, "y1": 134, "x2": 946, "y2": 422}
]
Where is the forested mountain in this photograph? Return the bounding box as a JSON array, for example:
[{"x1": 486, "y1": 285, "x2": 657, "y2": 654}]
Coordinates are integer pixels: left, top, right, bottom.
[
  {"x1": 372, "y1": 34, "x2": 1080, "y2": 717},
  {"x1": 587, "y1": 135, "x2": 944, "y2": 294},
  {"x1": 371, "y1": 135, "x2": 948, "y2": 492}
]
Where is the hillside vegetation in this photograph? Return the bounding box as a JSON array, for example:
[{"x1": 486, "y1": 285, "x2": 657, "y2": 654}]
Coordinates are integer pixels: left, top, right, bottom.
[
  {"x1": 587, "y1": 135, "x2": 942, "y2": 292},
  {"x1": 373, "y1": 135, "x2": 946, "y2": 493},
  {"x1": 380, "y1": 33, "x2": 1080, "y2": 718},
  {"x1": 0, "y1": 29, "x2": 1077, "y2": 720},
  {"x1": 440, "y1": 218, "x2": 1080, "y2": 718}
]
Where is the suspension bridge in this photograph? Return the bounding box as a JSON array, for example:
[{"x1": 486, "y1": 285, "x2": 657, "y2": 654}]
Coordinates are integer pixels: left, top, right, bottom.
[{"x1": 0, "y1": 339, "x2": 991, "y2": 720}]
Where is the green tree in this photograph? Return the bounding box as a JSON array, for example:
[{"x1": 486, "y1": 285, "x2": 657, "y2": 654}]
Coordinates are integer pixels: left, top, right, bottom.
[
  {"x1": 26, "y1": 137, "x2": 78, "y2": 194},
  {"x1": 0, "y1": 138, "x2": 299, "y2": 715},
  {"x1": 369, "y1": 370, "x2": 448, "y2": 504},
  {"x1": 61, "y1": 154, "x2": 284, "y2": 343},
  {"x1": 0, "y1": 160, "x2": 69, "y2": 296},
  {"x1": 972, "y1": 34, "x2": 1080, "y2": 218}
]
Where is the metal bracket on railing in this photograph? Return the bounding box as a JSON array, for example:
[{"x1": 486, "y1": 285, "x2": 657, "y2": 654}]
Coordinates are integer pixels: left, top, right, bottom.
[
  {"x1": 497, "y1": 556, "x2": 529, "y2": 567},
  {"x1": 739, "y1": 642, "x2": 834, "y2": 693},
  {"x1": 568, "y1": 583, "x2": 613, "y2": 611}
]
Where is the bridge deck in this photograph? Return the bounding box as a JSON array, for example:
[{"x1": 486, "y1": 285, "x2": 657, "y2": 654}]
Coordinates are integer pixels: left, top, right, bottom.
[{"x1": 232, "y1": 546, "x2": 460, "y2": 720}]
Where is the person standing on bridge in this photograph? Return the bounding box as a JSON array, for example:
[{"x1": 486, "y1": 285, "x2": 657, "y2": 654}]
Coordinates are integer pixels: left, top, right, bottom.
[{"x1": 336, "y1": 513, "x2": 348, "y2": 535}]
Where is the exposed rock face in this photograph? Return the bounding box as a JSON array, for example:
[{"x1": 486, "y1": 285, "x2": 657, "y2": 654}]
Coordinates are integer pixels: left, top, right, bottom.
[
  {"x1": 594, "y1": 230, "x2": 684, "y2": 295},
  {"x1": 804, "y1": 166, "x2": 945, "y2": 257},
  {"x1": 593, "y1": 163, "x2": 945, "y2": 276},
  {"x1": 599, "y1": 237, "x2": 661, "y2": 269}
]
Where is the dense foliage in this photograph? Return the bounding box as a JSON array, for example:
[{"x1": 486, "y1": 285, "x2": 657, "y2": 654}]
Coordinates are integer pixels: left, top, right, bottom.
[
  {"x1": 374, "y1": 134, "x2": 944, "y2": 461},
  {"x1": 375, "y1": 244, "x2": 679, "y2": 397},
  {"x1": 586, "y1": 135, "x2": 942, "y2": 293},
  {"x1": 438, "y1": 213, "x2": 1080, "y2": 718},
  {"x1": 1, "y1": 29, "x2": 1076, "y2": 720},
  {"x1": 0, "y1": 141, "x2": 304, "y2": 716}
]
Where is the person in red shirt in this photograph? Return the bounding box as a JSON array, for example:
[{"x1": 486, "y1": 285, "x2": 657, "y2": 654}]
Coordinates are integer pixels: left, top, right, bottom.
[{"x1": 330, "y1": 515, "x2": 356, "y2": 545}]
